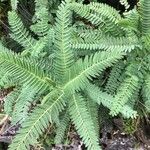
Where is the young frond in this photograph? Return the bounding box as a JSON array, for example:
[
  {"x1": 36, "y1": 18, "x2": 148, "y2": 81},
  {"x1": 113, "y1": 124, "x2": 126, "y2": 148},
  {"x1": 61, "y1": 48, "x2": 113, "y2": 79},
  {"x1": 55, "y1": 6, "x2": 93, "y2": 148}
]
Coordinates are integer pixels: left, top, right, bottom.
[
  {"x1": 119, "y1": 0, "x2": 130, "y2": 11},
  {"x1": 8, "y1": 92, "x2": 65, "y2": 150},
  {"x1": 69, "y1": 94, "x2": 101, "y2": 150}
]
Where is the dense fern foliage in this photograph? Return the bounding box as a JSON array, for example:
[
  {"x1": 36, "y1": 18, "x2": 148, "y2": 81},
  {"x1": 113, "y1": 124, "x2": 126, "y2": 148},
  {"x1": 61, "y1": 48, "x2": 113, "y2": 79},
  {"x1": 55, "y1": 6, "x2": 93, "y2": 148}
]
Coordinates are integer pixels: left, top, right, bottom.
[{"x1": 0, "y1": 0, "x2": 149, "y2": 149}]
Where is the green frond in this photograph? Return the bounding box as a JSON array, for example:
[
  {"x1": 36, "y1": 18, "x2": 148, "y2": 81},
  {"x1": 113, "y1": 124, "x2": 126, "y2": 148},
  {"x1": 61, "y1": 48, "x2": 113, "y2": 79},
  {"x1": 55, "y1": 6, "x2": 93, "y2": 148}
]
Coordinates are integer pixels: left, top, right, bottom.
[
  {"x1": 31, "y1": 0, "x2": 50, "y2": 37},
  {"x1": 121, "y1": 105, "x2": 138, "y2": 118},
  {"x1": 34, "y1": 0, "x2": 49, "y2": 17},
  {"x1": 86, "y1": 83, "x2": 138, "y2": 118},
  {"x1": 11, "y1": 0, "x2": 18, "y2": 10},
  {"x1": 69, "y1": 94, "x2": 101, "y2": 150},
  {"x1": 0, "y1": 50, "x2": 55, "y2": 91},
  {"x1": 8, "y1": 92, "x2": 65, "y2": 150},
  {"x1": 11, "y1": 86, "x2": 37, "y2": 125},
  {"x1": 30, "y1": 17, "x2": 50, "y2": 37},
  {"x1": 4, "y1": 89, "x2": 20, "y2": 115},
  {"x1": 119, "y1": 9, "x2": 140, "y2": 32},
  {"x1": 119, "y1": 0, "x2": 130, "y2": 11},
  {"x1": 141, "y1": 0, "x2": 150, "y2": 35},
  {"x1": 0, "y1": 68, "x2": 14, "y2": 88},
  {"x1": 53, "y1": 1, "x2": 74, "y2": 81},
  {"x1": 71, "y1": 35, "x2": 139, "y2": 52},
  {"x1": 54, "y1": 110, "x2": 70, "y2": 144},
  {"x1": 142, "y1": 75, "x2": 150, "y2": 112},
  {"x1": 110, "y1": 75, "x2": 139, "y2": 116},
  {"x1": 69, "y1": 2, "x2": 124, "y2": 35},
  {"x1": 8, "y1": 11, "x2": 36, "y2": 49},
  {"x1": 86, "y1": 98, "x2": 99, "y2": 136},
  {"x1": 64, "y1": 50, "x2": 125, "y2": 93},
  {"x1": 105, "y1": 61, "x2": 125, "y2": 95},
  {"x1": 76, "y1": 28, "x2": 102, "y2": 42}
]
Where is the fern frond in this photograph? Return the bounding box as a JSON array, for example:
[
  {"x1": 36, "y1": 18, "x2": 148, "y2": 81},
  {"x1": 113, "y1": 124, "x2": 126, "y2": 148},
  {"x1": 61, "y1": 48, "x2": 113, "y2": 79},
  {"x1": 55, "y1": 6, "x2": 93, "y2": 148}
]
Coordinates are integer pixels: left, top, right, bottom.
[
  {"x1": 105, "y1": 61, "x2": 125, "y2": 95},
  {"x1": 141, "y1": 0, "x2": 150, "y2": 35},
  {"x1": 119, "y1": 9, "x2": 139, "y2": 32},
  {"x1": 0, "y1": 50, "x2": 55, "y2": 91},
  {"x1": 86, "y1": 98, "x2": 99, "y2": 136},
  {"x1": 30, "y1": 17, "x2": 50, "y2": 37},
  {"x1": 69, "y1": 94, "x2": 101, "y2": 150},
  {"x1": 8, "y1": 92, "x2": 65, "y2": 150},
  {"x1": 119, "y1": 0, "x2": 130, "y2": 11},
  {"x1": 86, "y1": 83, "x2": 138, "y2": 118},
  {"x1": 11, "y1": 86, "x2": 37, "y2": 125},
  {"x1": 8, "y1": 11, "x2": 36, "y2": 49},
  {"x1": 54, "y1": 110, "x2": 70, "y2": 144},
  {"x1": 110, "y1": 75, "x2": 139, "y2": 116},
  {"x1": 64, "y1": 50, "x2": 125, "y2": 93},
  {"x1": 142, "y1": 75, "x2": 150, "y2": 112},
  {"x1": 53, "y1": 1, "x2": 74, "y2": 82},
  {"x1": 69, "y1": 2, "x2": 124, "y2": 35},
  {"x1": 71, "y1": 35, "x2": 139, "y2": 52},
  {"x1": 31, "y1": 0, "x2": 50, "y2": 37},
  {"x1": 10, "y1": 0, "x2": 18, "y2": 10},
  {"x1": 4, "y1": 89, "x2": 19, "y2": 115}
]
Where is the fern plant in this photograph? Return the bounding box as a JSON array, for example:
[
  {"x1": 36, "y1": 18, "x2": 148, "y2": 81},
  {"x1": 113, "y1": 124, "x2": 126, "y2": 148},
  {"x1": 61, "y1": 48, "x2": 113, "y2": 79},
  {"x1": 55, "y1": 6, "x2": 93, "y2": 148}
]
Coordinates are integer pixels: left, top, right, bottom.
[{"x1": 0, "y1": 0, "x2": 143, "y2": 150}]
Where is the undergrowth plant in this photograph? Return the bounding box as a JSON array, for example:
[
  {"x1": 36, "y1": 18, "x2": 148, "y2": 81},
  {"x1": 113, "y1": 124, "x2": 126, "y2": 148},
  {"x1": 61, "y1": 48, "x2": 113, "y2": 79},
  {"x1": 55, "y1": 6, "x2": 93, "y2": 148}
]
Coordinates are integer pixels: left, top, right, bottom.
[{"x1": 0, "y1": 0, "x2": 149, "y2": 149}]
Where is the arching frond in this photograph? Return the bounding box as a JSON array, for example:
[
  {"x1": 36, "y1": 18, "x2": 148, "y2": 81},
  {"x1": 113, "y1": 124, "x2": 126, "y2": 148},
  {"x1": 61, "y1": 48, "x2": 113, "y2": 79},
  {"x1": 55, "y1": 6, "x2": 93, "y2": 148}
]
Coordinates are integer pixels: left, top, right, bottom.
[
  {"x1": 54, "y1": 110, "x2": 70, "y2": 144},
  {"x1": 86, "y1": 83, "x2": 138, "y2": 118},
  {"x1": 11, "y1": 86, "x2": 37, "y2": 125},
  {"x1": 71, "y1": 35, "x2": 139, "y2": 52},
  {"x1": 4, "y1": 89, "x2": 20, "y2": 115},
  {"x1": 64, "y1": 50, "x2": 125, "y2": 93},
  {"x1": 8, "y1": 92, "x2": 65, "y2": 150},
  {"x1": 110, "y1": 75, "x2": 139, "y2": 116},
  {"x1": 8, "y1": 11, "x2": 36, "y2": 49},
  {"x1": 105, "y1": 61, "x2": 125, "y2": 95},
  {"x1": 86, "y1": 98, "x2": 99, "y2": 136},
  {"x1": 69, "y1": 94, "x2": 101, "y2": 150},
  {"x1": 69, "y1": 2, "x2": 124, "y2": 35},
  {"x1": 0, "y1": 50, "x2": 55, "y2": 92}
]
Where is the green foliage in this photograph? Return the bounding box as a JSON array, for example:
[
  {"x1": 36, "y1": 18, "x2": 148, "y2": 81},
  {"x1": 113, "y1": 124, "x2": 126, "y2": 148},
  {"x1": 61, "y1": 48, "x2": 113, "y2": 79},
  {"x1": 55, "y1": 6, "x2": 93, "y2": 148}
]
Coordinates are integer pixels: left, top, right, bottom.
[{"x1": 0, "y1": 0, "x2": 149, "y2": 149}]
